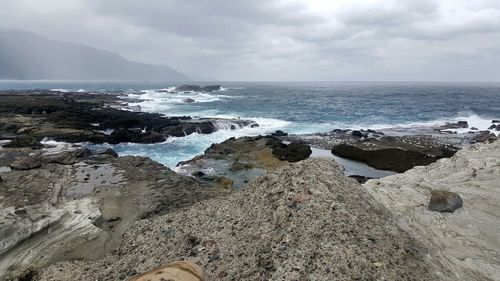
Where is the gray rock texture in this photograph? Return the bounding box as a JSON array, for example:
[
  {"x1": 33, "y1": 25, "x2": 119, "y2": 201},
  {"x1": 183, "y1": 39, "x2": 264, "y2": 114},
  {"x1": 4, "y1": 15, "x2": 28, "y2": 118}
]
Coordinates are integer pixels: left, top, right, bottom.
[
  {"x1": 365, "y1": 141, "x2": 500, "y2": 281},
  {"x1": 37, "y1": 158, "x2": 437, "y2": 281},
  {"x1": 0, "y1": 153, "x2": 223, "y2": 280}
]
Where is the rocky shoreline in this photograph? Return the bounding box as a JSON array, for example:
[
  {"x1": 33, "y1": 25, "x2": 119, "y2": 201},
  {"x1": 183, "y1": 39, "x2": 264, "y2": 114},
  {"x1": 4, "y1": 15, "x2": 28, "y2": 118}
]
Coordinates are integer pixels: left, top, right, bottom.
[
  {"x1": 1, "y1": 90, "x2": 499, "y2": 280},
  {"x1": 0, "y1": 89, "x2": 257, "y2": 147}
]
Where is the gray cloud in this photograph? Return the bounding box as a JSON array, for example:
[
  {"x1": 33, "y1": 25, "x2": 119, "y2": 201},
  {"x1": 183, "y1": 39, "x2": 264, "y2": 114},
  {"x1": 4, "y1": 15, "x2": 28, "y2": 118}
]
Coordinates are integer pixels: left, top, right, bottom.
[{"x1": 0, "y1": 0, "x2": 499, "y2": 81}]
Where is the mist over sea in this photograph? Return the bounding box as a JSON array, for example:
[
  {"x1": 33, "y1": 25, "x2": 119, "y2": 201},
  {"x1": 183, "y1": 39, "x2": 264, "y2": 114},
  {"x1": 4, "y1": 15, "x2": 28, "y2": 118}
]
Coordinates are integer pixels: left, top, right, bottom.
[{"x1": 2, "y1": 80, "x2": 499, "y2": 167}]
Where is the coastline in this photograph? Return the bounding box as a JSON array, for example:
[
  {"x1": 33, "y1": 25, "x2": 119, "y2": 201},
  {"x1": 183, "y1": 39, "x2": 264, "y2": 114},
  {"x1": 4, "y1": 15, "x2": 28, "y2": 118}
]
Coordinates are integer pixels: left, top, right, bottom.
[{"x1": 0, "y1": 88, "x2": 499, "y2": 280}]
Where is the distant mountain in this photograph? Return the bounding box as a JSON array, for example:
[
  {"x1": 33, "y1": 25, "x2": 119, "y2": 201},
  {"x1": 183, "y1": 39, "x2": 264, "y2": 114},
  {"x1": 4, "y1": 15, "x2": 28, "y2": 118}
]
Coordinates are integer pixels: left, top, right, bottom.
[{"x1": 0, "y1": 30, "x2": 189, "y2": 81}]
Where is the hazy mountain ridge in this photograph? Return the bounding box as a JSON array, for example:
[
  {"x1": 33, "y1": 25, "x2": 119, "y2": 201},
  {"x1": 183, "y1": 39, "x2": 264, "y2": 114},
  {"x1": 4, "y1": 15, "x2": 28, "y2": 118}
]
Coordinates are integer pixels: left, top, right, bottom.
[{"x1": 0, "y1": 30, "x2": 189, "y2": 81}]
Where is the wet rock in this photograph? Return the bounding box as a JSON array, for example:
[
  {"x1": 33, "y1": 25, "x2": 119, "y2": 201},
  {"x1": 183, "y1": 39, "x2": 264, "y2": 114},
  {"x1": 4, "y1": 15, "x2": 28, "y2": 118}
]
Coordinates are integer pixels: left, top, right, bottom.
[
  {"x1": 176, "y1": 84, "x2": 220, "y2": 92},
  {"x1": 202, "y1": 85, "x2": 222, "y2": 92},
  {"x1": 191, "y1": 171, "x2": 206, "y2": 177},
  {"x1": 271, "y1": 141, "x2": 312, "y2": 163},
  {"x1": 351, "y1": 130, "x2": 364, "y2": 138},
  {"x1": 440, "y1": 121, "x2": 468, "y2": 129},
  {"x1": 0, "y1": 175, "x2": 3, "y2": 182},
  {"x1": 215, "y1": 176, "x2": 234, "y2": 189},
  {"x1": 183, "y1": 98, "x2": 195, "y2": 103},
  {"x1": 492, "y1": 120, "x2": 500, "y2": 123},
  {"x1": 428, "y1": 191, "x2": 463, "y2": 213},
  {"x1": 176, "y1": 84, "x2": 203, "y2": 92},
  {"x1": 93, "y1": 148, "x2": 118, "y2": 158},
  {"x1": 161, "y1": 122, "x2": 216, "y2": 137},
  {"x1": 271, "y1": 130, "x2": 288, "y2": 137},
  {"x1": 229, "y1": 161, "x2": 254, "y2": 172},
  {"x1": 488, "y1": 124, "x2": 496, "y2": 130},
  {"x1": 471, "y1": 131, "x2": 497, "y2": 143},
  {"x1": 109, "y1": 129, "x2": 166, "y2": 144}
]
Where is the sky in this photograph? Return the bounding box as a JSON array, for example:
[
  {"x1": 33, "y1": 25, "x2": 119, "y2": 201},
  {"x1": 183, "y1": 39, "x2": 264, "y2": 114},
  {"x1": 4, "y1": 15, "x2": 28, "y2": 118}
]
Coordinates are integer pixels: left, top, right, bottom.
[{"x1": 1, "y1": 0, "x2": 499, "y2": 81}]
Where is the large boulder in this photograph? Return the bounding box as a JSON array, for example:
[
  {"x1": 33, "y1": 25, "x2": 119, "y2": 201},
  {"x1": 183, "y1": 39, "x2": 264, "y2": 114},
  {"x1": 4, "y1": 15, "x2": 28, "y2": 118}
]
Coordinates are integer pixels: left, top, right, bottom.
[
  {"x1": 331, "y1": 136, "x2": 458, "y2": 172},
  {"x1": 271, "y1": 141, "x2": 312, "y2": 162},
  {"x1": 428, "y1": 191, "x2": 463, "y2": 213}
]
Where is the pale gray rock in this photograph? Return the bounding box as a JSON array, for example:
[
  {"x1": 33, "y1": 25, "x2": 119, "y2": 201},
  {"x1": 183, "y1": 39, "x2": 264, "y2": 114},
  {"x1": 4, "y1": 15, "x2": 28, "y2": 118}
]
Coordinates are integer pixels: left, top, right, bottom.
[{"x1": 365, "y1": 141, "x2": 500, "y2": 281}]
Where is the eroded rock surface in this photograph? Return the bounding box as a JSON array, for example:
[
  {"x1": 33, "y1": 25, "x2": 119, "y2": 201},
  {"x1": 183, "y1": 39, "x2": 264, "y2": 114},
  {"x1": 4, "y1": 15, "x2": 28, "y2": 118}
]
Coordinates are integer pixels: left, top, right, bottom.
[
  {"x1": 0, "y1": 151, "x2": 223, "y2": 280},
  {"x1": 365, "y1": 141, "x2": 500, "y2": 281},
  {"x1": 37, "y1": 159, "x2": 438, "y2": 281}
]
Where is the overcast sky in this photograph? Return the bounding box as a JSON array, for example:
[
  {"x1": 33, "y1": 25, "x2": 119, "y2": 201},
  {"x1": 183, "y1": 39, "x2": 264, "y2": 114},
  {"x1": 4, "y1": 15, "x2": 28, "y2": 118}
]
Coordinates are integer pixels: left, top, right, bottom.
[{"x1": 1, "y1": 0, "x2": 499, "y2": 81}]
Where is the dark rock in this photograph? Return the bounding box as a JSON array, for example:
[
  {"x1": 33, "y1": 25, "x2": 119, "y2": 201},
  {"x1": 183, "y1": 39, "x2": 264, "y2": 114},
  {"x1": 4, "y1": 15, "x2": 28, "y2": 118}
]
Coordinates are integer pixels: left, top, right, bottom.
[
  {"x1": 440, "y1": 121, "x2": 468, "y2": 130},
  {"x1": 351, "y1": 130, "x2": 364, "y2": 138},
  {"x1": 488, "y1": 124, "x2": 497, "y2": 130},
  {"x1": 428, "y1": 190, "x2": 463, "y2": 213},
  {"x1": 471, "y1": 131, "x2": 497, "y2": 143},
  {"x1": 109, "y1": 129, "x2": 166, "y2": 144},
  {"x1": 161, "y1": 122, "x2": 216, "y2": 137},
  {"x1": 331, "y1": 141, "x2": 457, "y2": 173},
  {"x1": 271, "y1": 130, "x2": 288, "y2": 137},
  {"x1": 183, "y1": 98, "x2": 195, "y2": 103},
  {"x1": 42, "y1": 148, "x2": 92, "y2": 165},
  {"x1": 191, "y1": 171, "x2": 206, "y2": 177},
  {"x1": 470, "y1": 127, "x2": 478, "y2": 130},
  {"x1": 10, "y1": 157, "x2": 42, "y2": 170},
  {"x1": 176, "y1": 85, "x2": 203, "y2": 92},
  {"x1": 202, "y1": 85, "x2": 222, "y2": 92},
  {"x1": 2, "y1": 136, "x2": 43, "y2": 149},
  {"x1": 349, "y1": 175, "x2": 374, "y2": 184},
  {"x1": 492, "y1": 120, "x2": 500, "y2": 123},
  {"x1": 0, "y1": 175, "x2": 2, "y2": 182},
  {"x1": 93, "y1": 148, "x2": 119, "y2": 158},
  {"x1": 272, "y1": 141, "x2": 312, "y2": 163},
  {"x1": 250, "y1": 124, "x2": 259, "y2": 128}
]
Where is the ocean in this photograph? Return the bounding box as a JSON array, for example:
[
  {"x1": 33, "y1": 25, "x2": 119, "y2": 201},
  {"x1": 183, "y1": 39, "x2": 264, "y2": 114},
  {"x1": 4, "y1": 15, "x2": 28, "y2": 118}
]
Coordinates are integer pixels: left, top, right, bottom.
[{"x1": 1, "y1": 80, "x2": 499, "y2": 167}]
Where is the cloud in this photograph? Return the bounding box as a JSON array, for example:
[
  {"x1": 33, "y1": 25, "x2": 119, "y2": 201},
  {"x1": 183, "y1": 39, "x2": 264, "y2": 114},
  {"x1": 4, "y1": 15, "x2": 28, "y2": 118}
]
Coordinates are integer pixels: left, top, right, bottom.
[{"x1": 0, "y1": 0, "x2": 499, "y2": 81}]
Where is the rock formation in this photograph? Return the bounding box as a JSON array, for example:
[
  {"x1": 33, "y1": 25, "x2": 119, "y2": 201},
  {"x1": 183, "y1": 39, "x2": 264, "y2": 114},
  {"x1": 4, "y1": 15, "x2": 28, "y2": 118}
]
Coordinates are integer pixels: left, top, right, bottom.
[
  {"x1": 0, "y1": 151, "x2": 223, "y2": 280},
  {"x1": 36, "y1": 158, "x2": 437, "y2": 280},
  {"x1": 365, "y1": 141, "x2": 500, "y2": 281}
]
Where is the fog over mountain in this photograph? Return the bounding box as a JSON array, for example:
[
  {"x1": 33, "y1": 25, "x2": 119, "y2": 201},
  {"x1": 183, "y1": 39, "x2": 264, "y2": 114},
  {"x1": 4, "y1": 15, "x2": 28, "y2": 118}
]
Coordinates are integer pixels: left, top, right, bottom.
[
  {"x1": 0, "y1": 1, "x2": 499, "y2": 81},
  {"x1": 0, "y1": 30, "x2": 189, "y2": 81}
]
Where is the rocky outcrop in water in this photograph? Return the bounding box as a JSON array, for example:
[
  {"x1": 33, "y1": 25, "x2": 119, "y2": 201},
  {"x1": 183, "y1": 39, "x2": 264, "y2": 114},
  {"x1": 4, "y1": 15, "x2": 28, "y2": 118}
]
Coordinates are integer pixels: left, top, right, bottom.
[
  {"x1": 365, "y1": 141, "x2": 500, "y2": 281},
  {"x1": 331, "y1": 136, "x2": 458, "y2": 172},
  {"x1": 176, "y1": 85, "x2": 222, "y2": 92},
  {"x1": 36, "y1": 158, "x2": 437, "y2": 281},
  {"x1": 177, "y1": 136, "x2": 311, "y2": 188},
  {"x1": 0, "y1": 90, "x2": 257, "y2": 145}
]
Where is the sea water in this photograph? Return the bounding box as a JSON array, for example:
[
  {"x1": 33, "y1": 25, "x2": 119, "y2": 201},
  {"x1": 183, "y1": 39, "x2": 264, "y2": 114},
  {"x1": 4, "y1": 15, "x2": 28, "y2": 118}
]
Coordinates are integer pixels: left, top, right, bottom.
[{"x1": 1, "y1": 81, "x2": 499, "y2": 167}]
